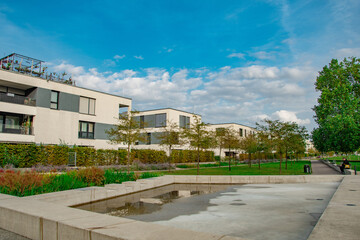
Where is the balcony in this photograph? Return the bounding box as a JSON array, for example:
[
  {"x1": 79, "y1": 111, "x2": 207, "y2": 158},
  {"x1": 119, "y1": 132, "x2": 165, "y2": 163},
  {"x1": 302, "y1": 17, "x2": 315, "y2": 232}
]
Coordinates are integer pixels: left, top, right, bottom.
[
  {"x1": 0, "y1": 92, "x2": 36, "y2": 106},
  {"x1": 0, "y1": 126, "x2": 34, "y2": 135},
  {"x1": 0, "y1": 53, "x2": 75, "y2": 85}
]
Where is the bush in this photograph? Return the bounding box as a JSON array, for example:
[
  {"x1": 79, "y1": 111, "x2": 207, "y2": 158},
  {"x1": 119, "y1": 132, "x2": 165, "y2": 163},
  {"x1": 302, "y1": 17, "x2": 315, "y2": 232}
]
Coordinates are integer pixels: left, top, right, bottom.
[
  {"x1": 171, "y1": 150, "x2": 215, "y2": 163},
  {"x1": 78, "y1": 167, "x2": 105, "y2": 186}
]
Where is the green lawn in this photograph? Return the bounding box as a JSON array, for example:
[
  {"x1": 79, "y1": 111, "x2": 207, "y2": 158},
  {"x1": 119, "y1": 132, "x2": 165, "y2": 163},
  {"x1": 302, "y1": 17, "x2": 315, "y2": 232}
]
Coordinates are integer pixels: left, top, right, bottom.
[
  {"x1": 164, "y1": 161, "x2": 311, "y2": 175},
  {"x1": 333, "y1": 160, "x2": 360, "y2": 170},
  {"x1": 328, "y1": 155, "x2": 360, "y2": 161}
]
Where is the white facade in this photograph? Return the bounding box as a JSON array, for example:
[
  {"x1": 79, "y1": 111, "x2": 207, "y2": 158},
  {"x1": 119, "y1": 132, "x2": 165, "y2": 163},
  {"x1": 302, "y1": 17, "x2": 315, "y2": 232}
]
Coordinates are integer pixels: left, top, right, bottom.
[
  {"x1": 207, "y1": 123, "x2": 257, "y2": 158},
  {"x1": 132, "y1": 108, "x2": 200, "y2": 153},
  {"x1": 0, "y1": 69, "x2": 131, "y2": 149}
]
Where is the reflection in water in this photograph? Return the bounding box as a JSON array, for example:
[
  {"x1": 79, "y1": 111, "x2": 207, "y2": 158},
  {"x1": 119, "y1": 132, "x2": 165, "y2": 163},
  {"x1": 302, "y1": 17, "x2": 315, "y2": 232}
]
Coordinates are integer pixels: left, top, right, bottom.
[{"x1": 75, "y1": 184, "x2": 236, "y2": 217}]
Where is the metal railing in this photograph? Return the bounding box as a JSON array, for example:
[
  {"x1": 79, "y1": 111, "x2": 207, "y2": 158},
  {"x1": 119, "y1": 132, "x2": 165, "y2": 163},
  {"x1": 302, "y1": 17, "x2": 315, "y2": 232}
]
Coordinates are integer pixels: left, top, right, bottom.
[
  {"x1": 0, "y1": 92, "x2": 36, "y2": 106},
  {"x1": 0, "y1": 126, "x2": 34, "y2": 135}
]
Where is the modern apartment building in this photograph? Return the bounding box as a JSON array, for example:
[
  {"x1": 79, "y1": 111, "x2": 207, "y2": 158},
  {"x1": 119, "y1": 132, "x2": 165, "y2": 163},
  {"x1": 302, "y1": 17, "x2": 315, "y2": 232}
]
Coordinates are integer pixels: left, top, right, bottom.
[
  {"x1": 132, "y1": 108, "x2": 200, "y2": 152},
  {"x1": 0, "y1": 54, "x2": 131, "y2": 149},
  {"x1": 207, "y1": 123, "x2": 257, "y2": 158}
]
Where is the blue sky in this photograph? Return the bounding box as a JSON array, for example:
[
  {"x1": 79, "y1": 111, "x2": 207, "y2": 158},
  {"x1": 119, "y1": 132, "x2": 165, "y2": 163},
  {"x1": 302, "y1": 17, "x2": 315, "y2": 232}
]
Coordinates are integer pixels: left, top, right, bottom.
[{"x1": 1, "y1": 0, "x2": 360, "y2": 130}]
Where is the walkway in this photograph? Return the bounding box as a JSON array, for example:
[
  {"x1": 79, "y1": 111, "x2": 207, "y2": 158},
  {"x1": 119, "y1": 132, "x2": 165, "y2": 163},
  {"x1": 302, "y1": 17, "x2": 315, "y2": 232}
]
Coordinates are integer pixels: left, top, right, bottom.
[
  {"x1": 0, "y1": 228, "x2": 29, "y2": 240},
  {"x1": 311, "y1": 160, "x2": 341, "y2": 175}
]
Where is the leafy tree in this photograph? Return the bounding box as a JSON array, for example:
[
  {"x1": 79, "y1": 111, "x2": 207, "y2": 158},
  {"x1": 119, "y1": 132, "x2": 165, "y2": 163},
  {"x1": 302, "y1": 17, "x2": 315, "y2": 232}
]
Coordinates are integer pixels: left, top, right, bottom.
[
  {"x1": 312, "y1": 57, "x2": 360, "y2": 153},
  {"x1": 239, "y1": 133, "x2": 258, "y2": 168},
  {"x1": 257, "y1": 120, "x2": 308, "y2": 173},
  {"x1": 182, "y1": 115, "x2": 213, "y2": 175},
  {"x1": 157, "y1": 121, "x2": 184, "y2": 170},
  {"x1": 106, "y1": 111, "x2": 144, "y2": 173},
  {"x1": 219, "y1": 128, "x2": 240, "y2": 171}
]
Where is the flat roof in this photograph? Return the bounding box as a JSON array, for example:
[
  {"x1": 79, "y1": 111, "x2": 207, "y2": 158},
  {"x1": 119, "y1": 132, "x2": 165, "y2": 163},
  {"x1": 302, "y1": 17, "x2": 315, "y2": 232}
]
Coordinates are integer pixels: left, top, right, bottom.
[
  {"x1": 137, "y1": 107, "x2": 201, "y2": 116},
  {"x1": 0, "y1": 68, "x2": 132, "y2": 100},
  {"x1": 208, "y1": 122, "x2": 256, "y2": 129}
]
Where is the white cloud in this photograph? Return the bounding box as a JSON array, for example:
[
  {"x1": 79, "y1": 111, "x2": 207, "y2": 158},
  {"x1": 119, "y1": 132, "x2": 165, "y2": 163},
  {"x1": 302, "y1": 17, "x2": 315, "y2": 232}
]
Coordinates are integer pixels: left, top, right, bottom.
[
  {"x1": 51, "y1": 61, "x2": 317, "y2": 129},
  {"x1": 272, "y1": 110, "x2": 310, "y2": 125},
  {"x1": 114, "y1": 54, "x2": 125, "y2": 60},
  {"x1": 227, "y1": 52, "x2": 245, "y2": 59},
  {"x1": 334, "y1": 48, "x2": 360, "y2": 59},
  {"x1": 134, "y1": 55, "x2": 144, "y2": 60},
  {"x1": 249, "y1": 51, "x2": 274, "y2": 60}
]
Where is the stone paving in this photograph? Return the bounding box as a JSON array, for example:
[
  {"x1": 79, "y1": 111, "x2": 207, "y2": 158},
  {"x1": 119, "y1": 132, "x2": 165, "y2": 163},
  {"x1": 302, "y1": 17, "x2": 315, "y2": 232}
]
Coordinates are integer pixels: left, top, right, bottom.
[{"x1": 311, "y1": 160, "x2": 341, "y2": 175}]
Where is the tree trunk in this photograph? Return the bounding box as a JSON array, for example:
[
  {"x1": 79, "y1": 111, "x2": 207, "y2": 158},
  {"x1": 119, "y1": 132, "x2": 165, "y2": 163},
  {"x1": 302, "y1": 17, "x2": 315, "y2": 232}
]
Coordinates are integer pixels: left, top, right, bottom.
[
  {"x1": 279, "y1": 154, "x2": 282, "y2": 174},
  {"x1": 197, "y1": 147, "x2": 200, "y2": 175},
  {"x1": 228, "y1": 146, "x2": 231, "y2": 171},
  {"x1": 219, "y1": 145, "x2": 222, "y2": 167},
  {"x1": 258, "y1": 152, "x2": 261, "y2": 169},
  {"x1": 168, "y1": 147, "x2": 172, "y2": 172},
  {"x1": 127, "y1": 143, "x2": 131, "y2": 174},
  {"x1": 249, "y1": 153, "x2": 252, "y2": 168},
  {"x1": 285, "y1": 152, "x2": 288, "y2": 170}
]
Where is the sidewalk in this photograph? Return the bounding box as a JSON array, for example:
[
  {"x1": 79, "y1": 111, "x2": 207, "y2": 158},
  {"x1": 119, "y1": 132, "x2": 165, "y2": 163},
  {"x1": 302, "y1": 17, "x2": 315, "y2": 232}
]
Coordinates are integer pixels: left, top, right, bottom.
[{"x1": 311, "y1": 160, "x2": 341, "y2": 175}]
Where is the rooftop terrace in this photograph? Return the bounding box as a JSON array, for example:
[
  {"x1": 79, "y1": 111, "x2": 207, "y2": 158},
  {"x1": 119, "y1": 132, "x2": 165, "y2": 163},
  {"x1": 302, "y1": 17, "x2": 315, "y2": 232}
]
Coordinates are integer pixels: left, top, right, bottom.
[{"x1": 0, "y1": 53, "x2": 74, "y2": 85}]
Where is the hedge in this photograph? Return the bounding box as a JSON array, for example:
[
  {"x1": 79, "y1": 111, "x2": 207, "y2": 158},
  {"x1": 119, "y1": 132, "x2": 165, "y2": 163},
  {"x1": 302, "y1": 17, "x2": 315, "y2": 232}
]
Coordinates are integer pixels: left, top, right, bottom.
[
  {"x1": 170, "y1": 150, "x2": 215, "y2": 163},
  {"x1": 0, "y1": 144, "x2": 175, "y2": 167}
]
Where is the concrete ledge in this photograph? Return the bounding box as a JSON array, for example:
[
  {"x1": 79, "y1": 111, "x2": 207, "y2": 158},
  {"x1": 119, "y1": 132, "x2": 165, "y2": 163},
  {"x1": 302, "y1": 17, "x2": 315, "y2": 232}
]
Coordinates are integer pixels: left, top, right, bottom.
[
  {"x1": 308, "y1": 176, "x2": 360, "y2": 240},
  {"x1": 320, "y1": 160, "x2": 351, "y2": 175},
  {"x1": 0, "y1": 175, "x2": 351, "y2": 240}
]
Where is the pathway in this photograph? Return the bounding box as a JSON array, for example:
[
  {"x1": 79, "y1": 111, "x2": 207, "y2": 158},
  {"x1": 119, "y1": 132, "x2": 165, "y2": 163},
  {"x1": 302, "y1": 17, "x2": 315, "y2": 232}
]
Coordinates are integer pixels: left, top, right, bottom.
[
  {"x1": 0, "y1": 228, "x2": 30, "y2": 240},
  {"x1": 311, "y1": 160, "x2": 341, "y2": 175}
]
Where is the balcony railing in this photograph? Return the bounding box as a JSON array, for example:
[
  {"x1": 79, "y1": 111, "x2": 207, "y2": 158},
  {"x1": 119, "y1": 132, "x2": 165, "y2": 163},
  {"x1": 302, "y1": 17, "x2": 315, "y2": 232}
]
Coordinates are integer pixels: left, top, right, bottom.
[
  {"x1": 0, "y1": 126, "x2": 34, "y2": 135},
  {"x1": 0, "y1": 92, "x2": 36, "y2": 106},
  {"x1": 1, "y1": 53, "x2": 75, "y2": 85}
]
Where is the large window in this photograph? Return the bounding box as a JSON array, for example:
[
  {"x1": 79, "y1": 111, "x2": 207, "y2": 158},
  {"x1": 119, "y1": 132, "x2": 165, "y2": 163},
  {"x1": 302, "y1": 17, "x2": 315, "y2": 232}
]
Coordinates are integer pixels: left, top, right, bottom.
[
  {"x1": 239, "y1": 128, "x2": 243, "y2": 137},
  {"x1": 146, "y1": 133, "x2": 151, "y2": 145},
  {"x1": 50, "y1": 91, "x2": 59, "y2": 109},
  {"x1": 155, "y1": 113, "x2": 166, "y2": 127},
  {"x1": 78, "y1": 121, "x2": 95, "y2": 139},
  {"x1": 79, "y1": 97, "x2": 96, "y2": 115},
  {"x1": 179, "y1": 115, "x2": 190, "y2": 128}
]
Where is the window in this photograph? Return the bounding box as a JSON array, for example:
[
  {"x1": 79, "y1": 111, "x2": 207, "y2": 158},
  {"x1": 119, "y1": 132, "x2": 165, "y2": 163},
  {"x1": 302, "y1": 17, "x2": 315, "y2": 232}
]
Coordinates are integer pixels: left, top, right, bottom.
[
  {"x1": 50, "y1": 91, "x2": 59, "y2": 109},
  {"x1": 0, "y1": 115, "x2": 3, "y2": 133},
  {"x1": 79, "y1": 97, "x2": 96, "y2": 115},
  {"x1": 155, "y1": 113, "x2": 166, "y2": 127},
  {"x1": 239, "y1": 128, "x2": 243, "y2": 137},
  {"x1": 140, "y1": 116, "x2": 145, "y2": 128},
  {"x1": 5, "y1": 116, "x2": 20, "y2": 130},
  {"x1": 146, "y1": 133, "x2": 151, "y2": 145},
  {"x1": 179, "y1": 115, "x2": 190, "y2": 128},
  {"x1": 78, "y1": 121, "x2": 95, "y2": 139},
  {"x1": 244, "y1": 129, "x2": 247, "y2": 137}
]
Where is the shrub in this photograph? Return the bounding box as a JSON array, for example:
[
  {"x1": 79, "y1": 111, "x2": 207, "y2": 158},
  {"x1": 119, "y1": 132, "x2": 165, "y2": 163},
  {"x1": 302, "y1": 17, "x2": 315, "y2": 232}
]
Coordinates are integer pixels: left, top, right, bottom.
[{"x1": 78, "y1": 167, "x2": 105, "y2": 186}]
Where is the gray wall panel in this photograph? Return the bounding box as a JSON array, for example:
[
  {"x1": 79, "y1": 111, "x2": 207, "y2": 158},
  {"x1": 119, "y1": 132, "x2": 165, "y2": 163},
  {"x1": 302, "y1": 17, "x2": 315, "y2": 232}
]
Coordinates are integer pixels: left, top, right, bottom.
[
  {"x1": 59, "y1": 92, "x2": 79, "y2": 112},
  {"x1": 95, "y1": 123, "x2": 113, "y2": 140},
  {"x1": 36, "y1": 88, "x2": 51, "y2": 108}
]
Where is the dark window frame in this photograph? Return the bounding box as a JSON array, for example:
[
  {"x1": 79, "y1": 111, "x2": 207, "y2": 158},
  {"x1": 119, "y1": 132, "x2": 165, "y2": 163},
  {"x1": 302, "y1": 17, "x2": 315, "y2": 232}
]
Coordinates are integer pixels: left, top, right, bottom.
[
  {"x1": 50, "y1": 91, "x2": 59, "y2": 110},
  {"x1": 78, "y1": 121, "x2": 95, "y2": 139}
]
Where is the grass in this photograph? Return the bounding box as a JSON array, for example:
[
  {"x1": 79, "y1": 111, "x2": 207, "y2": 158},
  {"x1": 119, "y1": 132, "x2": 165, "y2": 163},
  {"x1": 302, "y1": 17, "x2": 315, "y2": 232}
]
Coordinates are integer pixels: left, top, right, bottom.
[
  {"x1": 163, "y1": 161, "x2": 311, "y2": 175},
  {"x1": 176, "y1": 161, "x2": 243, "y2": 169},
  {"x1": 332, "y1": 161, "x2": 360, "y2": 170},
  {"x1": 328, "y1": 155, "x2": 360, "y2": 161}
]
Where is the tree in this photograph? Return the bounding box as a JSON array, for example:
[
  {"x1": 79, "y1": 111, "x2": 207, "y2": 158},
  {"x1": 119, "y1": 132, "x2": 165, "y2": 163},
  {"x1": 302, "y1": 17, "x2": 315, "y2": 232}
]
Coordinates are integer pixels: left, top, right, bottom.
[
  {"x1": 220, "y1": 128, "x2": 240, "y2": 171},
  {"x1": 182, "y1": 115, "x2": 213, "y2": 175},
  {"x1": 239, "y1": 133, "x2": 258, "y2": 168},
  {"x1": 157, "y1": 121, "x2": 183, "y2": 171},
  {"x1": 256, "y1": 120, "x2": 308, "y2": 174},
  {"x1": 106, "y1": 111, "x2": 144, "y2": 173},
  {"x1": 312, "y1": 57, "x2": 360, "y2": 154}
]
